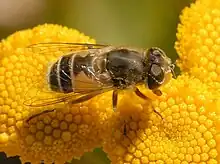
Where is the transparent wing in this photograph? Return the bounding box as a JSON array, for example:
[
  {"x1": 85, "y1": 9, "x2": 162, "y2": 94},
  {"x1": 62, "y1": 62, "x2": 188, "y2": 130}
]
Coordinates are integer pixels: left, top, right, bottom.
[
  {"x1": 27, "y1": 42, "x2": 109, "y2": 55},
  {"x1": 23, "y1": 70, "x2": 113, "y2": 108},
  {"x1": 24, "y1": 87, "x2": 111, "y2": 107},
  {"x1": 24, "y1": 42, "x2": 112, "y2": 108}
]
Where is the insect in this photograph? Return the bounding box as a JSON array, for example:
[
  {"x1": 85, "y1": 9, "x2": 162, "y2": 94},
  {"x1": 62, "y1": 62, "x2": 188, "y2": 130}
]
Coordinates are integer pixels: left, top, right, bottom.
[{"x1": 24, "y1": 42, "x2": 175, "y2": 121}]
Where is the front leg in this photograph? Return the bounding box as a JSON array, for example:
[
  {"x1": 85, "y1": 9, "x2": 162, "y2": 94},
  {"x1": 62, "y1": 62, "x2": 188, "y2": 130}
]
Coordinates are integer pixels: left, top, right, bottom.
[
  {"x1": 133, "y1": 86, "x2": 163, "y2": 120},
  {"x1": 152, "y1": 89, "x2": 162, "y2": 96},
  {"x1": 133, "y1": 86, "x2": 148, "y2": 99}
]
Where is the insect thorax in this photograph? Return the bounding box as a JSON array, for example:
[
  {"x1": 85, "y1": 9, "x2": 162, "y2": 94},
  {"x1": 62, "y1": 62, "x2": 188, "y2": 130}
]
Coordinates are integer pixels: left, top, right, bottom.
[{"x1": 106, "y1": 49, "x2": 146, "y2": 89}]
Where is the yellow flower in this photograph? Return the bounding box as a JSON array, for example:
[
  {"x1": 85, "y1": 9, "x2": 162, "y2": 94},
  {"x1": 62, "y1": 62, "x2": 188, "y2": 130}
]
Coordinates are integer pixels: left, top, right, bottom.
[
  {"x1": 175, "y1": 0, "x2": 220, "y2": 83},
  {"x1": 0, "y1": 24, "x2": 113, "y2": 163},
  {"x1": 0, "y1": 0, "x2": 219, "y2": 164}
]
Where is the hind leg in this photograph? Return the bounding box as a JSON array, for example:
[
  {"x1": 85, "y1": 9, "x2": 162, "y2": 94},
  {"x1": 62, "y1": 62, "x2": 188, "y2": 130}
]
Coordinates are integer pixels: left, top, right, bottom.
[
  {"x1": 112, "y1": 90, "x2": 118, "y2": 112},
  {"x1": 26, "y1": 108, "x2": 55, "y2": 123}
]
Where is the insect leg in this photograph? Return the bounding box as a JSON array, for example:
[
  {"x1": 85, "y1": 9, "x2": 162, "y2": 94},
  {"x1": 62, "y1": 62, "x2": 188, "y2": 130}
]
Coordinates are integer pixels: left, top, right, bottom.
[
  {"x1": 133, "y1": 86, "x2": 163, "y2": 120},
  {"x1": 133, "y1": 86, "x2": 148, "y2": 100},
  {"x1": 170, "y1": 64, "x2": 176, "y2": 79},
  {"x1": 123, "y1": 120, "x2": 129, "y2": 136},
  {"x1": 26, "y1": 109, "x2": 55, "y2": 123},
  {"x1": 152, "y1": 108, "x2": 163, "y2": 120},
  {"x1": 112, "y1": 90, "x2": 118, "y2": 112},
  {"x1": 123, "y1": 123, "x2": 127, "y2": 136},
  {"x1": 70, "y1": 90, "x2": 103, "y2": 105},
  {"x1": 152, "y1": 89, "x2": 162, "y2": 96}
]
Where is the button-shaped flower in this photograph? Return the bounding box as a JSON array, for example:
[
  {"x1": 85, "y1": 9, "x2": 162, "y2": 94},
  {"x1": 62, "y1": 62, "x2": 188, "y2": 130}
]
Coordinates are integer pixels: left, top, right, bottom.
[{"x1": 0, "y1": 0, "x2": 220, "y2": 163}]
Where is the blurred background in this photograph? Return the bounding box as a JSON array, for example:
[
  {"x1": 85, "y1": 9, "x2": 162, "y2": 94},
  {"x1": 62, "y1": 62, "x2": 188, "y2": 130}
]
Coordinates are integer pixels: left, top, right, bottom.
[{"x1": 0, "y1": 0, "x2": 192, "y2": 163}]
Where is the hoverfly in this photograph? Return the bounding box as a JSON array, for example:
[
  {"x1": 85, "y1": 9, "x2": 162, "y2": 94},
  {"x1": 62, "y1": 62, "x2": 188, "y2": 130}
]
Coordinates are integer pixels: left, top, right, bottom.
[{"x1": 24, "y1": 42, "x2": 175, "y2": 122}]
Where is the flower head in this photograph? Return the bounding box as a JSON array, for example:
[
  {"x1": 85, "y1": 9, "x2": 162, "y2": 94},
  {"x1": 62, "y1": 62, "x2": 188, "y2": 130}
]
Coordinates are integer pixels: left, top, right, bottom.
[
  {"x1": 0, "y1": 0, "x2": 220, "y2": 163},
  {"x1": 0, "y1": 24, "x2": 113, "y2": 163},
  {"x1": 175, "y1": 0, "x2": 220, "y2": 83}
]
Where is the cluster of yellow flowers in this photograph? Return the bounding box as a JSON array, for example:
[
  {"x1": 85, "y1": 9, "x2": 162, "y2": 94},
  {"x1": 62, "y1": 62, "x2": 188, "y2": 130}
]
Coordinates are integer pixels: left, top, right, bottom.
[{"x1": 0, "y1": 0, "x2": 219, "y2": 163}]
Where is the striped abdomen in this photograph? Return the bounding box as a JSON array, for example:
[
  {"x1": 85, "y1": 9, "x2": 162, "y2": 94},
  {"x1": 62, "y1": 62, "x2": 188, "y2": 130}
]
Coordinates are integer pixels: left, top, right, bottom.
[{"x1": 48, "y1": 54, "x2": 87, "y2": 93}]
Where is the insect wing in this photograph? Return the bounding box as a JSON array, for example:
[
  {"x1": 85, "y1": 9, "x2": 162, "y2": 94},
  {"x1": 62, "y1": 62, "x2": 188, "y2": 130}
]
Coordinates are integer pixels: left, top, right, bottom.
[
  {"x1": 24, "y1": 87, "x2": 101, "y2": 107},
  {"x1": 24, "y1": 42, "x2": 113, "y2": 108},
  {"x1": 23, "y1": 78, "x2": 66, "y2": 107},
  {"x1": 27, "y1": 42, "x2": 109, "y2": 55},
  {"x1": 23, "y1": 70, "x2": 113, "y2": 108}
]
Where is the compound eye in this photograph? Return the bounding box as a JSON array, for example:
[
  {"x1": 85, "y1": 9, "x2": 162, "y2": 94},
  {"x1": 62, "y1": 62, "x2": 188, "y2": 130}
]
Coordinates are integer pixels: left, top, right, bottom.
[{"x1": 147, "y1": 64, "x2": 164, "y2": 90}]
